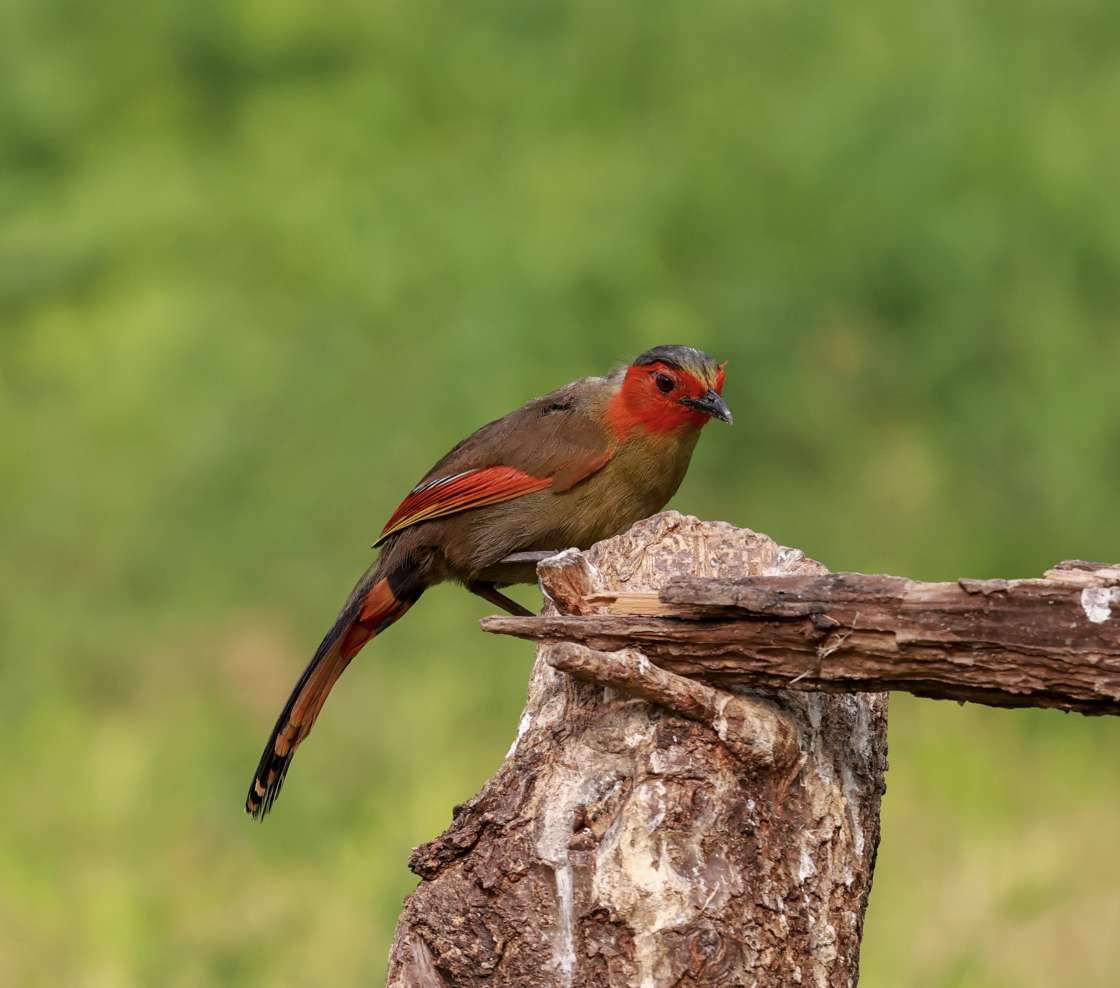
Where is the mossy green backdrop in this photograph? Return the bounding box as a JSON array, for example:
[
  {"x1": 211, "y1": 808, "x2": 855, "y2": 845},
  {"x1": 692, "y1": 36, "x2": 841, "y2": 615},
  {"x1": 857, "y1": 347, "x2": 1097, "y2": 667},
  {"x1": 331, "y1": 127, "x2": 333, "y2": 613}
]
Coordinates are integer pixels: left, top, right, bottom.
[{"x1": 3, "y1": 1, "x2": 1119, "y2": 985}]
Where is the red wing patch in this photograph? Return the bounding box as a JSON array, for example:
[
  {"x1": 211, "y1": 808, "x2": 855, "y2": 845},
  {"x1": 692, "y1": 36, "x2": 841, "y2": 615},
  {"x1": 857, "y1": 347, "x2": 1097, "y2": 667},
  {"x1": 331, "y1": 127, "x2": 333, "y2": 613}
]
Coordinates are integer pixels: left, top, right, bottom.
[{"x1": 374, "y1": 466, "x2": 552, "y2": 545}]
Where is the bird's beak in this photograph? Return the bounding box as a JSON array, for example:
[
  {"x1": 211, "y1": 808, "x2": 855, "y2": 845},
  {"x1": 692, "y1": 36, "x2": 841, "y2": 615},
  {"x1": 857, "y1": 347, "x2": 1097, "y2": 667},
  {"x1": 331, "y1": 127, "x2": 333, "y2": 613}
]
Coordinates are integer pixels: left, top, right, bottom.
[{"x1": 681, "y1": 390, "x2": 733, "y2": 424}]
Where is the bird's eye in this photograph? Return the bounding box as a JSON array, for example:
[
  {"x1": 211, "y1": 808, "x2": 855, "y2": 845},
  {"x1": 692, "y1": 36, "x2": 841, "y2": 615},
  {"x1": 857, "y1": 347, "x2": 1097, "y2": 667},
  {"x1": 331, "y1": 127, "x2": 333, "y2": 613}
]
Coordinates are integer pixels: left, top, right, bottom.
[{"x1": 654, "y1": 373, "x2": 675, "y2": 394}]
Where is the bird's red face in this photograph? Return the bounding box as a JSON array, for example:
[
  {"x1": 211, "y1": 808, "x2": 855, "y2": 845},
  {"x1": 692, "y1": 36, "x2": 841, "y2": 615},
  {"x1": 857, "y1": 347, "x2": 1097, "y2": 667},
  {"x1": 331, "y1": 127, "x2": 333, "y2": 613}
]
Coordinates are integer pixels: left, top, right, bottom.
[{"x1": 608, "y1": 356, "x2": 731, "y2": 439}]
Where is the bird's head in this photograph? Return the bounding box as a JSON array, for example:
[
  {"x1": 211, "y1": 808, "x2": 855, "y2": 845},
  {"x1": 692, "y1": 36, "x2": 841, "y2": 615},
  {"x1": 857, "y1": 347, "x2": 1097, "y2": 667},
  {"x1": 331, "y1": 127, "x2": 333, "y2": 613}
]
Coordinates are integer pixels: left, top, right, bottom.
[{"x1": 608, "y1": 345, "x2": 732, "y2": 438}]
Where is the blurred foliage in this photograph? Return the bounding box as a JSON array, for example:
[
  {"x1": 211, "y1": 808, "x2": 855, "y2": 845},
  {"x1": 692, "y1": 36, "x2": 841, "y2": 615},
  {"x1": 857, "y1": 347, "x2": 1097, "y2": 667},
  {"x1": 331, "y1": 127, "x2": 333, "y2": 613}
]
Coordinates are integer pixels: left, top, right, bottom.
[{"x1": 2, "y1": 0, "x2": 1119, "y2": 985}]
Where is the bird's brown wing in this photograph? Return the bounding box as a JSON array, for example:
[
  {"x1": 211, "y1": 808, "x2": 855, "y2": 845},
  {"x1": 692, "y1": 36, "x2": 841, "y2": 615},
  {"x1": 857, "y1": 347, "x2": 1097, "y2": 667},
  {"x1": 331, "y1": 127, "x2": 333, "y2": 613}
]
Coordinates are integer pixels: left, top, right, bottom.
[{"x1": 374, "y1": 377, "x2": 615, "y2": 546}]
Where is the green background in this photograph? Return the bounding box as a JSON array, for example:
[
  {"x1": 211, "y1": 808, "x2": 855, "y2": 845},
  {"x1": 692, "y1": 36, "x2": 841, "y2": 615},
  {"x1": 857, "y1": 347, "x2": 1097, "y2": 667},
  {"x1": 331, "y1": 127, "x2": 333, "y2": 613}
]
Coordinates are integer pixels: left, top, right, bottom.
[{"x1": 3, "y1": 1, "x2": 1119, "y2": 985}]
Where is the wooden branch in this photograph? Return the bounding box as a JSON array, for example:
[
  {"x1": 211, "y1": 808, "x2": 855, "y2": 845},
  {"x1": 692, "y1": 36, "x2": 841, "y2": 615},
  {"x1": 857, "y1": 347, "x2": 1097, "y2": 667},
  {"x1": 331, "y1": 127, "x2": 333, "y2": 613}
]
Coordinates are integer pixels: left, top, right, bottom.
[{"x1": 483, "y1": 560, "x2": 1120, "y2": 716}]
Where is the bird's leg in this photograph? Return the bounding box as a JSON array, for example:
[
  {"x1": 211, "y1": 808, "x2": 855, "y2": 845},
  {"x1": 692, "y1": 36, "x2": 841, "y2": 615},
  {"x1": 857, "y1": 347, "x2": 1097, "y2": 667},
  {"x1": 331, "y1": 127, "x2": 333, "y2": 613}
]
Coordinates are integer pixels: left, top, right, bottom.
[
  {"x1": 474, "y1": 550, "x2": 562, "y2": 588},
  {"x1": 467, "y1": 581, "x2": 535, "y2": 618},
  {"x1": 495, "y1": 551, "x2": 557, "y2": 568}
]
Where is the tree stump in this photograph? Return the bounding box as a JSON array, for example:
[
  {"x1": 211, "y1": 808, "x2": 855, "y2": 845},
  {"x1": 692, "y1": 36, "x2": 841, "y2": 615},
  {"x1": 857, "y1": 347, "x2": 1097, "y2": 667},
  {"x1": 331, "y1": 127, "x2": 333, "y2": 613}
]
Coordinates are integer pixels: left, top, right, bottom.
[{"x1": 386, "y1": 512, "x2": 889, "y2": 987}]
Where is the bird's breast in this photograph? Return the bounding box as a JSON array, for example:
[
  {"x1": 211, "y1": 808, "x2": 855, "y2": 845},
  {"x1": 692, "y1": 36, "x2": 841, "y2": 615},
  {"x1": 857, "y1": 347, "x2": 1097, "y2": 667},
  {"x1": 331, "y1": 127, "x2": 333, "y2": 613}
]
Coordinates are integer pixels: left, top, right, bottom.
[{"x1": 554, "y1": 432, "x2": 700, "y2": 548}]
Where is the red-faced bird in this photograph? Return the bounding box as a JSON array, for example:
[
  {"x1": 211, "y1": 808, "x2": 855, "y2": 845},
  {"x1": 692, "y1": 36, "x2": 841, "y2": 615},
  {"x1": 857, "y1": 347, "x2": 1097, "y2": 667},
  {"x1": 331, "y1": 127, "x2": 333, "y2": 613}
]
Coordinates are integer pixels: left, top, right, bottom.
[{"x1": 245, "y1": 345, "x2": 731, "y2": 818}]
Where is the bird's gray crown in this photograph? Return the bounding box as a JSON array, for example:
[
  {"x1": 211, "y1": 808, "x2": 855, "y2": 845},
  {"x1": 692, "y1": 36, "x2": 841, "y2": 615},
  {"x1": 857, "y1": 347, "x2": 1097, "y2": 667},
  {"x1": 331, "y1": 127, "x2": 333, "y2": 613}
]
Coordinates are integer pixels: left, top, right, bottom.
[{"x1": 632, "y1": 345, "x2": 722, "y2": 385}]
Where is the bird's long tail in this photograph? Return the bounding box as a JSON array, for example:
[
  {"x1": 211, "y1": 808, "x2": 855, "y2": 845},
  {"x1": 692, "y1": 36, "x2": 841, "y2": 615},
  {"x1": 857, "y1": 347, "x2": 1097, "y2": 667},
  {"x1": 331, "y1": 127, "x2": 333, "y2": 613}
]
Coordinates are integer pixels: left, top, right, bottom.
[{"x1": 245, "y1": 563, "x2": 423, "y2": 819}]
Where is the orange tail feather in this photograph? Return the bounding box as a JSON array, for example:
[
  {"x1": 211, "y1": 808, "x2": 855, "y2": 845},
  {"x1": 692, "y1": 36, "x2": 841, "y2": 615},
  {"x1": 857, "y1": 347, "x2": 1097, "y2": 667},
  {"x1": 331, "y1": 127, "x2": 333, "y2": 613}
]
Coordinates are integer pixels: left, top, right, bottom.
[{"x1": 245, "y1": 572, "x2": 418, "y2": 819}]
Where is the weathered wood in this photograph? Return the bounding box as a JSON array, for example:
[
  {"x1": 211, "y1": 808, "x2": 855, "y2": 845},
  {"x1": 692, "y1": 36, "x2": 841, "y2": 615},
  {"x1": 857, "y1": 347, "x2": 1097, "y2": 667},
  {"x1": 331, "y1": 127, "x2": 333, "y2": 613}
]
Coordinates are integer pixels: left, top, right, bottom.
[
  {"x1": 482, "y1": 561, "x2": 1120, "y2": 716},
  {"x1": 387, "y1": 513, "x2": 887, "y2": 988},
  {"x1": 546, "y1": 641, "x2": 801, "y2": 771}
]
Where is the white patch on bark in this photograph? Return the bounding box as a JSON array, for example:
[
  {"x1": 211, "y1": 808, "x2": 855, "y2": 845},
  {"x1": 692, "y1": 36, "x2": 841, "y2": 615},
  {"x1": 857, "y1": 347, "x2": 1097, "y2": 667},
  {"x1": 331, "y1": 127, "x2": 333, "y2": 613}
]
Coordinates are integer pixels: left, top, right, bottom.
[
  {"x1": 592, "y1": 778, "x2": 715, "y2": 988},
  {"x1": 771, "y1": 547, "x2": 805, "y2": 571},
  {"x1": 505, "y1": 710, "x2": 533, "y2": 757},
  {"x1": 553, "y1": 864, "x2": 576, "y2": 987},
  {"x1": 810, "y1": 920, "x2": 839, "y2": 988},
  {"x1": 714, "y1": 694, "x2": 731, "y2": 740},
  {"x1": 840, "y1": 698, "x2": 869, "y2": 858},
  {"x1": 626, "y1": 725, "x2": 653, "y2": 749},
  {"x1": 645, "y1": 780, "x2": 667, "y2": 833},
  {"x1": 535, "y1": 768, "x2": 582, "y2": 987},
  {"x1": 1081, "y1": 587, "x2": 1118, "y2": 624},
  {"x1": 798, "y1": 846, "x2": 818, "y2": 882}
]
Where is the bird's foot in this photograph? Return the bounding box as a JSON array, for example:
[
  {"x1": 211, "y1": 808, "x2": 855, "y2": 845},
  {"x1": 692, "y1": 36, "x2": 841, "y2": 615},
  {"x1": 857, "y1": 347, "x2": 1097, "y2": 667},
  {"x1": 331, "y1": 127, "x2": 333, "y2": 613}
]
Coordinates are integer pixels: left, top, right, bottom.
[{"x1": 467, "y1": 581, "x2": 535, "y2": 617}]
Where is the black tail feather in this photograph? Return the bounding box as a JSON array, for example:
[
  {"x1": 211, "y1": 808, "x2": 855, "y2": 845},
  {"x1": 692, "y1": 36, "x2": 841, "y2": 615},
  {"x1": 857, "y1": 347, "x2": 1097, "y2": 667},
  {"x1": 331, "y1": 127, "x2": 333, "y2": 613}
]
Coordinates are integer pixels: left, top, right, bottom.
[
  {"x1": 245, "y1": 560, "x2": 427, "y2": 820},
  {"x1": 245, "y1": 589, "x2": 366, "y2": 820}
]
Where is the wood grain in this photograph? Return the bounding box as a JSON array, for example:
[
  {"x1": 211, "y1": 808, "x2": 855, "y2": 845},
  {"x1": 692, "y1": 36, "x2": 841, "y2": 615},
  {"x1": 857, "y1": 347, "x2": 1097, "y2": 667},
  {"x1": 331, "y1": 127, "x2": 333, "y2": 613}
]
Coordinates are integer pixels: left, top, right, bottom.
[{"x1": 483, "y1": 560, "x2": 1120, "y2": 716}]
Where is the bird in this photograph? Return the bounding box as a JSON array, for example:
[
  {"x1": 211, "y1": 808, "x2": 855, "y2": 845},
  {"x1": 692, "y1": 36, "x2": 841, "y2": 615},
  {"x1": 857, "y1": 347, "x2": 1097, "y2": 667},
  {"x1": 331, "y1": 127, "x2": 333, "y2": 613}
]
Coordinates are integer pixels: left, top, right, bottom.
[{"x1": 245, "y1": 345, "x2": 731, "y2": 818}]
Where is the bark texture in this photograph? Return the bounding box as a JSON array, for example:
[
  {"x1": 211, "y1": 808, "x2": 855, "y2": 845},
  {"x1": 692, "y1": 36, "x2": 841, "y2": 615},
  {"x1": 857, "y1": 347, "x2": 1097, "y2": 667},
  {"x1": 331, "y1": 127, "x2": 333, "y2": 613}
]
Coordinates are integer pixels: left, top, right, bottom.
[
  {"x1": 483, "y1": 560, "x2": 1120, "y2": 716},
  {"x1": 387, "y1": 513, "x2": 888, "y2": 988}
]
